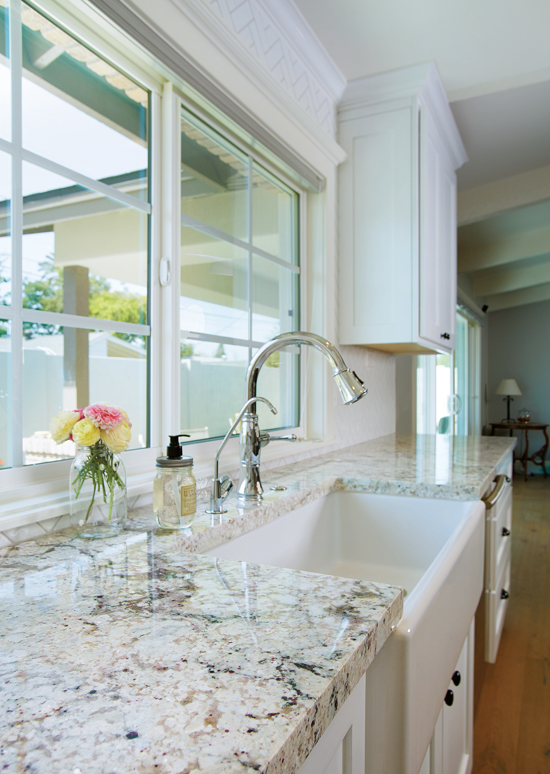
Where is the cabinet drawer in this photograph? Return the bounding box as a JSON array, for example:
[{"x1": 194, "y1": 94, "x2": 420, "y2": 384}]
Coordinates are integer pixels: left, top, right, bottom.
[
  {"x1": 484, "y1": 547, "x2": 511, "y2": 664},
  {"x1": 485, "y1": 484, "x2": 512, "y2": 590}
]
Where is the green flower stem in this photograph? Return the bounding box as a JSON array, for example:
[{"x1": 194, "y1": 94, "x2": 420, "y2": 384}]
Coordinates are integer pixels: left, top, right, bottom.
[{"x1": 72, "y1": 440, "x2": 125, "y2": 523}]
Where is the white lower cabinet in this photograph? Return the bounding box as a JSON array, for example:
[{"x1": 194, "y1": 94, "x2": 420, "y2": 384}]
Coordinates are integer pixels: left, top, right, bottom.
[
  {"x1": 301, "y1": 622, "x2": 474, "y2": 774},
  {"x1": 427, "y1": 621, "x2": 474, "y2": 774},
  {"x1": 297, "y1": 674, "x2": 366, "y2": 774}
]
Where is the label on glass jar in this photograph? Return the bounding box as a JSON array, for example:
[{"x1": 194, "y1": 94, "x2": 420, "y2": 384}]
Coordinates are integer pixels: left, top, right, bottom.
[{"x1": 180, "y1": 483, "x2": 196, "y2": 517}]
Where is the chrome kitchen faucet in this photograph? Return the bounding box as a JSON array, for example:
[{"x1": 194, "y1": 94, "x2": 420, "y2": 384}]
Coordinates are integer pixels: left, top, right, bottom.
[{"x1": 237, "y1": 331, "x2": 368, "y2": 504}]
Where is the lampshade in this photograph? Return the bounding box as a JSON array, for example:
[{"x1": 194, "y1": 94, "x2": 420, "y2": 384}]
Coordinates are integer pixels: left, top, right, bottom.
[{"x1": 495, "y1": 378, "x2": 522, "y2": 396}]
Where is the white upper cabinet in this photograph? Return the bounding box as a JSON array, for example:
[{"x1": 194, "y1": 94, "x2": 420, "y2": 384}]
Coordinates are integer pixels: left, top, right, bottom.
[{"x1": 337, "y1": 64, "x2": 467, "y2": 354}]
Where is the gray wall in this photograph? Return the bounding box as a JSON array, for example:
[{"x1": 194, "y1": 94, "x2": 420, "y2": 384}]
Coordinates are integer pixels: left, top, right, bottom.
[{"x1": 488, "y1": 299, "x2": 550, "y2": 471}]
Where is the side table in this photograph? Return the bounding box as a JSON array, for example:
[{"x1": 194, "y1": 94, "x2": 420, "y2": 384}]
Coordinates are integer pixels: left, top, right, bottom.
[{"x1": 490, "y1": 422, "x2": 549, "y2": 481}]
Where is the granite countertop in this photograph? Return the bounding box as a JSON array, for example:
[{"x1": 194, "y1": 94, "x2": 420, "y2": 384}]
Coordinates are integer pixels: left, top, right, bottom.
[{"x1": 0, "y1": 433, "x2": 515, "y2": 773}]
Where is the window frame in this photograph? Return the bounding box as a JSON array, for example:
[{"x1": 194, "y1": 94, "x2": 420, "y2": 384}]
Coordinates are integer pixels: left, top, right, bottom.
[
  {"x1": 0, "y1": 0, "x2": 319, "y2": 527},
  {"x1": 174, "y1": 90, "x2": 303, "y2": 444},
  {"x1": 0, "y1": 0, "x2": 164, "y2": 505}
]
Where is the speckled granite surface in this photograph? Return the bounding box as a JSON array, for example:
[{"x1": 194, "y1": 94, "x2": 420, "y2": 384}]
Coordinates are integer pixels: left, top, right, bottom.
[
  {"x1": 127, "y1": 433, "x2": 517, "y2": 557},
  {"x1": 0, "y1": 531, "x2": 401, "y2": 774},
  {"x1": 0, "y1": 433, "x2": 514, "y2": 772}
]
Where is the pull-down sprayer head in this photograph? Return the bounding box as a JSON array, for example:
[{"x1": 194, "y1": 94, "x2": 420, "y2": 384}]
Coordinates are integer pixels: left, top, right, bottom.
[{"x1": 333, "y1": 368, "x2": 367, "y2": 405}]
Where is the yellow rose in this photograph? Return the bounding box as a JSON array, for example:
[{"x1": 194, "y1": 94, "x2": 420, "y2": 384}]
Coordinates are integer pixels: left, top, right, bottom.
[
  {"x1": 72, "y1": 418, "x2": 101, "y2": 446},
  {"x1": 101, "y1": 421, "x2": 132, "y2": 454},
  {"x1": 49, "y1": 411, "x2": 80, "y2": 443}
]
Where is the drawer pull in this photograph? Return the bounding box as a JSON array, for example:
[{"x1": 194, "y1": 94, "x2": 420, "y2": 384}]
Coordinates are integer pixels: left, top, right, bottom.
[
  {"x1": 501, "y1": 589, "x2": 509, "y2": 600},
  {"x1": 482, "y1": 475, "x2": 506, "y2": 509},
  {"x1": 444, "y1": 689, "x2": 454, "y2": 706},
  {"x1": 452, "y1": 671, "x2": 461, "y2": 686},
  {"x1": 502, "y1": 527, "x2": 511, "y2": 537}
]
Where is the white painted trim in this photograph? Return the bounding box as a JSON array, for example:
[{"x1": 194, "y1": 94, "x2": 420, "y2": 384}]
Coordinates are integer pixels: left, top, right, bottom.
[
  {"x1": 180, "y1": 213, "x2": 300, "y2": 273},
  {"x1": 19, "y1": 145, "x2": 151, "y2": 214},
  {"x1": 114, "y1": 0, "x2": 346, "y2": 166},
  {"x1": 10, "y1": 0, "x2": 24, "y2": 469},
  {"x1": 248, "y1": 0, "x2": 346, "y2": 104},
  {"x1": 340, "y1": 62, "x2": 467, "y2": 171},
  {"x1": 458, "y1": 164, "x2": 550, "y2": 226},
  {"x1": 20, "y1": 308, "x2": 150, "y2": 335},
  {"x1": 459, "y1": 227, "x2": 550, "y2": 274},
  {"x1": 486, "y1": 281, "x2": 550, "y2": 311},
  {"x1": 180, "y1": 331, "x2": 266, "y2": 349}
]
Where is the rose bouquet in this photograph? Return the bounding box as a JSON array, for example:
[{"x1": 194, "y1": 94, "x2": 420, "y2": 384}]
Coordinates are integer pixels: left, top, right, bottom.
[{"x1": 50, "y1": 404, "x2": 132, "y2": 536}]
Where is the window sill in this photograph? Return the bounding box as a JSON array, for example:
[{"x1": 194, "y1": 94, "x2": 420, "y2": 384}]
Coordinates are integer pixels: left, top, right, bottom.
[{"x1": 0, "y1": 436, "x2": 336, "y2": 539}]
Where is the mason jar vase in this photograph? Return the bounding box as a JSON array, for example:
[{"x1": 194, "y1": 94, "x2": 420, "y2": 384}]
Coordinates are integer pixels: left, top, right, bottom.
[{"x1": 70, "y1": 443, "x2": 127, "y2": 539}]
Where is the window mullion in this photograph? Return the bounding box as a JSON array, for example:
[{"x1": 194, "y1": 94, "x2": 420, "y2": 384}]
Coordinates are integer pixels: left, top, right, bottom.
[
  {"x1": 10, "y1": 0, "x2": 23, "y2": 468},
  {"x1": 247, "y1": 156, "x2": 253, "y2": 365},
  {"x1": 161, "y1": 83, "x2": 181, "y2": 441}
]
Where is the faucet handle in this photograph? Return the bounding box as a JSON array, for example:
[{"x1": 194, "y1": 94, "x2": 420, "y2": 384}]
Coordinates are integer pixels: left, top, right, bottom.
[
  {"x1": 260, "y1": 432, "x2": 297, "y2": 448},
  {"x1": 207, "y1": 474, "x2": 234, "y2": 515}
]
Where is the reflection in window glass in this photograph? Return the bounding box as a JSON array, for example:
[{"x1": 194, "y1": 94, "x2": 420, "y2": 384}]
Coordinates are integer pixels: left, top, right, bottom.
[
  {"x1": 180, "y1": 340, "x2": 249, "y2": 441},
  {"x1": 252, "y1": 165, "x2": 296, "y2": 263},
  {"x1": 0, "y1": 1, "x2": 10, "y2": 142},
  {"x1": 180, "y1": 228, "x2": 248, "y2": 340},
  {"x1": 256, "y1": 348, "x2": 300, "y2": 431},
  {"x1": 22, "y1": 161, "x2": 148, "y2": 325},
  {"x1": 0, "y1": 151, "x2": 11, "y2": 304},
  {"x1": 22, "y1": 326, "x2": 147, "y2": 465},
  {"x1": 252, "y1": 256, "x2": 298, "y2": 342},
  {"x1": 180, "y1": 114, "x2": 247, "y2": 240},
  {"x1": 20, "y1": 3, "x2": 148, "y2": 198},
  {"x1": 0, "y1": 319, "x2": 10, "y2": 469}
]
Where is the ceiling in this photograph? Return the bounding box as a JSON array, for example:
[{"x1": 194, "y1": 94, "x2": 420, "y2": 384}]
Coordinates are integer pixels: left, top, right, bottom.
[{"x1": 294, "y1": 0, "x2": 550, "y2": 312}]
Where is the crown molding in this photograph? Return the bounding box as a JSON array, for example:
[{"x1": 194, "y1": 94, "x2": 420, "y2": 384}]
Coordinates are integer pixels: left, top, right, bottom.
[
  {"x1": 164, "y1": 0, "x2": 346, "y2": 164},
  {"x1": 339, "y1": 62, "x2": 467, "y2": 171},
  {"x1": 251, "y1": 0, "x2": 346, "y2": 104}
]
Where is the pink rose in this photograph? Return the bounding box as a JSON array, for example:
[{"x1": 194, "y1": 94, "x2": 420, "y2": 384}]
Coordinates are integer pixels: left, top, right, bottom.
[{"x1": 84, "y1": 403, "x2": 123, "y2": 430}]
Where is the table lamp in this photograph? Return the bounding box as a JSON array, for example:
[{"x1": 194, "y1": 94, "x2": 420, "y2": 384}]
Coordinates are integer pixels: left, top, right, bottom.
[{"x1": 495, "y1": 378, "x2": 522, "y2": 423}]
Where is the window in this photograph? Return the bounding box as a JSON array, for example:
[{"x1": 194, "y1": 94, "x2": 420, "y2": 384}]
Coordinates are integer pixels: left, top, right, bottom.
[
  {"x1": 0, "y1": 0, "x2": 151, "y2": 469},
  {"x1": 178, "y1": 109, "x2": 300, "y2": 442},
  {"x1": 416, "y1": 311, "x2": 481, "y2": 436},
  {"x1": 0, "y1": 0, "x2": 302, "y2": 494}
]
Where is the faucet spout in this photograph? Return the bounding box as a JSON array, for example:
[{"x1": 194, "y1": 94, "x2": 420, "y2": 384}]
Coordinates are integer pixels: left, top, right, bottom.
[{"x1": 238, "y1": 331, "x2": 368, "y2": 503}]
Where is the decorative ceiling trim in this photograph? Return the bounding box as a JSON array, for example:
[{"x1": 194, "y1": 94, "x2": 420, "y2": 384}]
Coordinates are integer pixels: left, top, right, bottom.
[{"x1": 204, "y1": 0, "x2": 345, "y2": 137}]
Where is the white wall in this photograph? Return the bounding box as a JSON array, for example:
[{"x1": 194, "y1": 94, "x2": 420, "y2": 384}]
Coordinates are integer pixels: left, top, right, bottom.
[{"x1": 488, "y1": 299, "x2": 550, "y2": 471}]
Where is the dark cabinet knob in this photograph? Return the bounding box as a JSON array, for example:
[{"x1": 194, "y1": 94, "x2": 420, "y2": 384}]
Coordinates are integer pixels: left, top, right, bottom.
[
  {"x1": 502, "y1": 527, "x2": 511, "y2": 537},
  {"x1": 444, "y1": 689, "x2": 454, "y2": 706},
  {"x1": 440, "y1": 332, "x2": 451, "y2": 340},
  {"x1": 452, "y1": 671, "x2": 461, "y2": 686},
  {"x1": 501, "y1": 589, "x2": 509, "y2": 600}
]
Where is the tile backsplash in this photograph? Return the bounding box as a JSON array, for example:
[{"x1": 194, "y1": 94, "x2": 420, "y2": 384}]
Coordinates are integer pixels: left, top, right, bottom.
[{"x1": 1, "y1": 348, "x2": 395, "y2": 548}]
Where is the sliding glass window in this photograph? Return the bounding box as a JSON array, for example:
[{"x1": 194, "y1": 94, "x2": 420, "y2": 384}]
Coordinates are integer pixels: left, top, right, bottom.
[
  {"x1": 178, "y1": 110, "x2": 300, "y2": 441},
  {"x1": 0, "y1": 0, "x2": 151, "y2": 469}
]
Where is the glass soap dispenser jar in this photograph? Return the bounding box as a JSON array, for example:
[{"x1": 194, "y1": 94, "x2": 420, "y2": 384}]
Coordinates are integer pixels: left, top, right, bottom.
[{"x1": 154, "y1": 434, "x2": 196, "y2": 529}]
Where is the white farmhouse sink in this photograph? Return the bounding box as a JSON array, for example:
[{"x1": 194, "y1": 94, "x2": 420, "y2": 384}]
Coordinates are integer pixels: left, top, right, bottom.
[{"x1": 207, "y1": 491, "x2": 485, "y2": 774}]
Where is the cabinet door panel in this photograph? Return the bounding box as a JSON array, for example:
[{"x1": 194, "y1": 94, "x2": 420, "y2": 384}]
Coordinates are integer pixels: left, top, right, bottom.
[
  {"x1": 419, "y1": 107, "x2": 457, "y2": 350},
  {"x1": 442, "y1": 637, "x2": 469, "y2": 774},
  {"x1": 339, "y1": 107, "x2": 413, "y2": 346}
]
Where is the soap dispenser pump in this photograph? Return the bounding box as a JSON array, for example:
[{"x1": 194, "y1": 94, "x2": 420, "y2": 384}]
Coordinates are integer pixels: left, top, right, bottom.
[{"x1": 153, "y1": 434, "x2": 197, "y2": 529}]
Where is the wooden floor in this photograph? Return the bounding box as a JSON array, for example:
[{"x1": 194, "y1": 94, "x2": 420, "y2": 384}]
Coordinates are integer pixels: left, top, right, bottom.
[{"x1": 472, "y1": 473, "x2": 550, "y2": 773}]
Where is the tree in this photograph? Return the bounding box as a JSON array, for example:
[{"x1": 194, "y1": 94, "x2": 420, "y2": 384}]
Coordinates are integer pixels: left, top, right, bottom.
[
  {"x1": 19, "y1": 256, "x2": 144, "y2": 343},
  {"x1": 89, "y1": 290, "x2": 145, "y2": 344},
  {"x1": 22, "y1": 260, "x2": 63, "y2": 338},
  {"x1": 180, "y1": 342, "x2": 194, "y2": 358}
]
